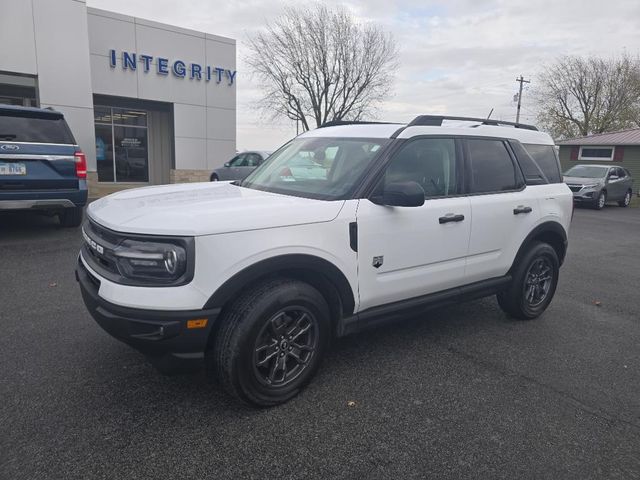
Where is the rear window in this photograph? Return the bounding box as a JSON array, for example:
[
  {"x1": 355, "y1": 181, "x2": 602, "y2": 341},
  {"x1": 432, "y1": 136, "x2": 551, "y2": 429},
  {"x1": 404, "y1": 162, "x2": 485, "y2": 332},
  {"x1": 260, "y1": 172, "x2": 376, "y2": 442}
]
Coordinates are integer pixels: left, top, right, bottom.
[
  {"x1": 0, "y1": 112, "x2": 75, "y2": 144},
  {"x1": 523, "y1": 144, "x2": 562, "y2": 183}
]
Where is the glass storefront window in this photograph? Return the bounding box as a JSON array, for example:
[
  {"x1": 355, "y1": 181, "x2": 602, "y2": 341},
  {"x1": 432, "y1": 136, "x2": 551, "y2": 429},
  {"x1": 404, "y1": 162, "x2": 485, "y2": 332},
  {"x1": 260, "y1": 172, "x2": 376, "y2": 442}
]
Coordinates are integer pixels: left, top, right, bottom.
[
  {"x1": 114, "y1": 126, "x2": 148, "y2": 182},
  {"x1": 95, "y1": 124, "x2": 114, "y2": 182},
  {"x1": 111, "y1": 108, "x2": 147, "y2": 127},
  {"x1": 94, "y1": 105, "x2": 149, "y2": 183}
]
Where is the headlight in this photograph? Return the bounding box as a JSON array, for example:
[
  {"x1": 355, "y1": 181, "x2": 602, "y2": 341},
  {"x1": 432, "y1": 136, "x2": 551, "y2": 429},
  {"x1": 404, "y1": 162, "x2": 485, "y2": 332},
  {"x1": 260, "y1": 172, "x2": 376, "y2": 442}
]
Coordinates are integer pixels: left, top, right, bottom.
[
  {"x1": 114, "y1": 239, "x2": 188, "y2": 282},
  {"x1": 582, "y1": 183, "x2": 601, "y2": 189}
]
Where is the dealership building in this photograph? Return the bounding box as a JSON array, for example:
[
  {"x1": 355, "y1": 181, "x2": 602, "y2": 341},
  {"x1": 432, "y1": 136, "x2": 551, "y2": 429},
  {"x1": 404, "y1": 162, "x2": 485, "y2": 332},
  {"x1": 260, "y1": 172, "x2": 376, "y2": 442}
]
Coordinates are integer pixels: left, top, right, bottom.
[{"x1": 1, "y1": 0, "x2": 237, "y2": 196}]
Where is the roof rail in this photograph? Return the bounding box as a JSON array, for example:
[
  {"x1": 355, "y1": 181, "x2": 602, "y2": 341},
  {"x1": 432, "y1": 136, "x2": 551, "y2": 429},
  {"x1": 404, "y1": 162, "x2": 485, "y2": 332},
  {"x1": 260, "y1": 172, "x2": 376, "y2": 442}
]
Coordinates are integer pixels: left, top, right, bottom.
[
  {"x1": 319, "y1": 120, "x2": 395, "y2": 128},
  {"x1": 407, "y1": 115, "x2": 538, "y2": 131}
]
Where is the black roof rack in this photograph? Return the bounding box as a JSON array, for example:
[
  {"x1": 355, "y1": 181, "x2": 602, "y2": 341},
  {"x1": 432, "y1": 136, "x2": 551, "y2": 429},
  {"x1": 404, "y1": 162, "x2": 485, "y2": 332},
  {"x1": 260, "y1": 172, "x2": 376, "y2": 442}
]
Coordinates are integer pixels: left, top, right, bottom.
[
  {"x1": 319, "y1": 120, "x2": 397, "y2": 128},
  {"x1": 407, "y1": 115, "x2": 538, "y2": 131}
]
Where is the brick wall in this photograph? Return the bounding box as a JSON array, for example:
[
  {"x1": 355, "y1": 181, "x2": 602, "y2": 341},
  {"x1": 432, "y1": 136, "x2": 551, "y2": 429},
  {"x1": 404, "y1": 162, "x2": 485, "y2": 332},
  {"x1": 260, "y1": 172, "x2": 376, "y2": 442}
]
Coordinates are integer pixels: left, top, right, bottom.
[
  {"x1": 87, "y1": 169, "x2": 211, "y2": 198},
  {"x1": 169, "y1": 169, "x2": 211, "y2": 184}
]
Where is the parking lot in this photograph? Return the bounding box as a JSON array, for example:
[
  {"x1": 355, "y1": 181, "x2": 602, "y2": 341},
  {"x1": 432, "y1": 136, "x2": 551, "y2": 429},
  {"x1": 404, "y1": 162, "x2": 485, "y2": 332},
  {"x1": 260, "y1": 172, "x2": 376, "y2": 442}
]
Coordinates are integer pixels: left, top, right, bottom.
[{"x1": 1, "y1": 206, "x2": 639, "y2": 479}]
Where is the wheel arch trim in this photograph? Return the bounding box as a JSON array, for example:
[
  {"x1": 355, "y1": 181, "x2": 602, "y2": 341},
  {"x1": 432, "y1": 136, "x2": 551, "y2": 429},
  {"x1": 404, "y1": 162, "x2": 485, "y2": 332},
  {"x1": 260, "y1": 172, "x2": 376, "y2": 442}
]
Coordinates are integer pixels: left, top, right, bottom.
[
  {"x1": 203, "y1": 253, "x2": 356, "y2": 316},
  {"x1": 510, "y1": 221, "x2": 568, "y2": 270}
]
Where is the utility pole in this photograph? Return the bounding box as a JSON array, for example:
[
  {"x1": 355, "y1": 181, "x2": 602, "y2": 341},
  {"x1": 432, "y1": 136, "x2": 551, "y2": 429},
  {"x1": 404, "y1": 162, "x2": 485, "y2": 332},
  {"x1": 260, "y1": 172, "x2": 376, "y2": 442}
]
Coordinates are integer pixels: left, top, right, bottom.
[{"x1": 515, "y1": 75, "x2": 530, "y2": 124}]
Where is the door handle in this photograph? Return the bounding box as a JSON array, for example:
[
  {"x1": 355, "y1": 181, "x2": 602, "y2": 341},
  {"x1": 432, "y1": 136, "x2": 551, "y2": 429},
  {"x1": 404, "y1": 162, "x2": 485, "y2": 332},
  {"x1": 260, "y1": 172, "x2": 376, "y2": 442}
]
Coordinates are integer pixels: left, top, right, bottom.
[
  {"x1": 513, "y1": 206, "x2": 532, "y2": 215},
  {"x1": 439, "y1": 214, "x2": 465, "y2": 224}
]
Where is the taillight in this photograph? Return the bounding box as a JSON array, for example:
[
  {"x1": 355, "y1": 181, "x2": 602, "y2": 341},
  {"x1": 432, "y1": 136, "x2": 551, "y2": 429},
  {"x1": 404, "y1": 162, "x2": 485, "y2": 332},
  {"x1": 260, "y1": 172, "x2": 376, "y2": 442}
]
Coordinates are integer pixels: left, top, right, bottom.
[
  {"x1": 74, "y1": 151, "x2": 87, "y2": 179},
  {"x1": 280, "y1": 167, "x2": 293, "y2": 177}
]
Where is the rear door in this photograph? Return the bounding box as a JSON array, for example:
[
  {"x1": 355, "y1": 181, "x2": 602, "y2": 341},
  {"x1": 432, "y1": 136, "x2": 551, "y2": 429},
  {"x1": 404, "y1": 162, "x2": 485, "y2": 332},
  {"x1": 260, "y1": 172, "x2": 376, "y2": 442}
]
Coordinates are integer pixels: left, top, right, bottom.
[
  {"x1": 620, "y1": 168, "x2": 634, "y2": 194},
  {"x1": 610, "y1": 167, "x2": 628, "y2": 200},
  {"x1": 0, "y1": 109, "x2": 78, "y2": 192},
  {"x1": 464, "y1": 138, "x2": 541, "y2": 283}
]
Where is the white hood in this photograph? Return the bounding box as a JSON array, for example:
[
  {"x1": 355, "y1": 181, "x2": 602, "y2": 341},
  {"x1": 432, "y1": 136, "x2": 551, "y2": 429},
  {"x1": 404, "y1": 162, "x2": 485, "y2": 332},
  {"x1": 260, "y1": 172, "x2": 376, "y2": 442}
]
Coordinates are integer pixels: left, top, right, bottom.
[{"x1": 87, "y1": 182, "x2": 344, "y2": 236}]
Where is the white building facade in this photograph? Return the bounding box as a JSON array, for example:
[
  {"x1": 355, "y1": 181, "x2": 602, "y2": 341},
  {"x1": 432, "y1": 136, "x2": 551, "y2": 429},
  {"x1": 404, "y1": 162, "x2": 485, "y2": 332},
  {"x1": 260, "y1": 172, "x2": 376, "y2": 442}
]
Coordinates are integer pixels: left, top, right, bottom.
[{"x1": 0, "y1": 0, "x2": 237, "y2": 196}]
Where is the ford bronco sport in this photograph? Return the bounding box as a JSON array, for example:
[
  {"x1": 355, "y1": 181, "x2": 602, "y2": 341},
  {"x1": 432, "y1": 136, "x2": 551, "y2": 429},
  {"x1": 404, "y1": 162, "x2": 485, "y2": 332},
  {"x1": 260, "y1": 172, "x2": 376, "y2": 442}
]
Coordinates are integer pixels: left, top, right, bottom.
[{"x1": 77, "y1": 115, "x2": 572, "y2": 406}]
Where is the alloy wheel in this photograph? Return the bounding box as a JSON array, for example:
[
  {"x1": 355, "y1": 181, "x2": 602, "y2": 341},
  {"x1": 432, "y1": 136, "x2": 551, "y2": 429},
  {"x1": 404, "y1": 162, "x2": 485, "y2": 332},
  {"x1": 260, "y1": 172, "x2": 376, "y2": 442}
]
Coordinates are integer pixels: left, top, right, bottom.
[
  {"x1": 598, "y1": 193, "x2": 606, "y2": 208},
  {"x1": 252, "y1": 308, "x2": 318, "y2": 387},
  {"x1": 523, "y1": 257, "x2": 554, "y2": 307},
  {"x1": 624, "y1": 192, "x2": 631, "y2": 206}
]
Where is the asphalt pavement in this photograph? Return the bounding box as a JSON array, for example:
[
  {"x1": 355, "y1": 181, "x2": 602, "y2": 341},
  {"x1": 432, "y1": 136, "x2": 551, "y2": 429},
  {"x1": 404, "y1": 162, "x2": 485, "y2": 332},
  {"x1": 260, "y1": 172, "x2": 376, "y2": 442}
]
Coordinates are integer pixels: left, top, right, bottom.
[{"x1": 1, "y1": 205, "x2": 639, "y2": 479}]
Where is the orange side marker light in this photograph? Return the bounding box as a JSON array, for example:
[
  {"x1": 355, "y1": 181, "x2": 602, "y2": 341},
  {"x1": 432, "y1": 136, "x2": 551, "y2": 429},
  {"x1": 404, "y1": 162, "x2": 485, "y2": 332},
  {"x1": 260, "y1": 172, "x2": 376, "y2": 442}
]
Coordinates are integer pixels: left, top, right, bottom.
[{"x1": 187, "y1": 318, "x2": 208, "y2": 329}]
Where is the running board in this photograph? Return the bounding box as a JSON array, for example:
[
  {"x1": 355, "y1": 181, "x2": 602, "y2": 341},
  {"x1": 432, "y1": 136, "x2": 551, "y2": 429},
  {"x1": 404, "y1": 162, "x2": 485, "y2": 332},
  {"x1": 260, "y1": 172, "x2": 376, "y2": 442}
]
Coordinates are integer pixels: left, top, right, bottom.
[{"x1": 338, "y1": 275, "x2": 512, "y2": 336}]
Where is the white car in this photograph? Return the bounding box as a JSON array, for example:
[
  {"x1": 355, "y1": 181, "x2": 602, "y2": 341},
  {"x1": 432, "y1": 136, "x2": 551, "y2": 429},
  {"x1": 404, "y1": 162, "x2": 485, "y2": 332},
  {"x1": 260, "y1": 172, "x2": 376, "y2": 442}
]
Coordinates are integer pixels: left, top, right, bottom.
[{"x1": 77, "y1": 116, "x2": 573, "y2": 406}]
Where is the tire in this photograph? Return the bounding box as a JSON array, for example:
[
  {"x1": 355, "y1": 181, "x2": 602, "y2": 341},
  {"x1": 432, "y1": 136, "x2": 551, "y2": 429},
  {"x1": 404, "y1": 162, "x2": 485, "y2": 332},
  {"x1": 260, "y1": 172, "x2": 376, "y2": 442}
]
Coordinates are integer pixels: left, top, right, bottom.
[
  {"x1": 59, "y1": 206, "x2": 83, "y2": 228},
  {"x1": 594, "y1": 191, "x2": 606, "y2": 210},
  {"x1": 210, "y1": 173, "x2": 219, "y2": 182},
  {"x1": 618, "y1": 190, "x2": 632, "y2": 207},
  {"x1": 497, "y1": 241, "x2": 559, "y2": 320},
  {"x1": 210, "y1": 278, "x2": 330, "y2": 407}
]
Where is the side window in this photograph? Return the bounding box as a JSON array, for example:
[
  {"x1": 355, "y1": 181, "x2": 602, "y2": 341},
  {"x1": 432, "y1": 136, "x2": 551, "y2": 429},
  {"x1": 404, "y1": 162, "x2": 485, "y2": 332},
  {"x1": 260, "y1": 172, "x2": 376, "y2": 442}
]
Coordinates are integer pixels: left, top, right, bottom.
[
  {"x1": 228, "y1": 154, "x2": 245, "y2": 167},
  {"x1": 467, "y1": 139, "x2": 518, "y2": 193},
  {"x1": 245, "y1": 153, "x2": 262, "y2": 167},
  {"x1": 616, "y1": 167, "x2": 626, "y2": 178},
  {"x1": 383, "y1": 138, "x2": 458, "y2": 197},
  {"x1": 522, "y1": 144, "x2": 562, "y2": 183}
]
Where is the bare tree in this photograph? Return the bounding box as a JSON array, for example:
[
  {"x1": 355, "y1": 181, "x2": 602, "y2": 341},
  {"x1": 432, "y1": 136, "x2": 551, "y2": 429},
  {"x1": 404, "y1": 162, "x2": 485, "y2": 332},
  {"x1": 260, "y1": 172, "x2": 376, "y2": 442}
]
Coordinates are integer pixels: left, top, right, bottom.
[
  {"x1": 534, "y1": 54, "x2": 640, "y2": 139},
  {"x1": 246, "y1": 4, "x2": 398, "y2": 131}
]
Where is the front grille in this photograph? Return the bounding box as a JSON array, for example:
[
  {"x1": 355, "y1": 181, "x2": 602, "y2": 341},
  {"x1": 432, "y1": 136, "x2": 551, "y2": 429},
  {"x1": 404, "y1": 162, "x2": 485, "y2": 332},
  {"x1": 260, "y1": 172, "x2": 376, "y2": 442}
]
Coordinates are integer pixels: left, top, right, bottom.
[
  {"x1": 82, "y1": 219, "x2": 121, "y2": 277},
  {"x1": 79, "y1": 259, "x2": 101, "y2": 290},
  {"x1": 567, "y1": 185, "x2": 582, "y2": 192}
]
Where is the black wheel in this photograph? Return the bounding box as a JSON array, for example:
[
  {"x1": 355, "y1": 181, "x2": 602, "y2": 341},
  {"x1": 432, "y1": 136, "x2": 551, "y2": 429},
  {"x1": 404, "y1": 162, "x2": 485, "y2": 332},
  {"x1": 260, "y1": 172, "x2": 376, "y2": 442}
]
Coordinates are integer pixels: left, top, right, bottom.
[
  {"x1": 210, "y1": 278, "x2": 330, "y2": 407},
  {"x1": 59, "y1": 207, "x2": 83, "y2": 228},
  {"x1": 210, "y1": 173, "x2": 219, "y2": 182},
  {"x1": 497, "y1": 241, "x2": 559, "y2": 320},
  {"x1": 618, "y1": 190, "x2": 632, "y2": 207},
  {"x1": 594, "y1": 191, "x2": 606, "y2": 210}
]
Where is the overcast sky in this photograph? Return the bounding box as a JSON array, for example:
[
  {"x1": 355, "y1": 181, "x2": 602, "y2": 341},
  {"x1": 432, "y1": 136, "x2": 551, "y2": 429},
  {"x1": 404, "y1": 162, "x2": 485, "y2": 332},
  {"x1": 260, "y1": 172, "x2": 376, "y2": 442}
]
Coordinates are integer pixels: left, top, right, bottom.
[{"x1": 87, "y1": 0, "x2": 640, "y2": 150}]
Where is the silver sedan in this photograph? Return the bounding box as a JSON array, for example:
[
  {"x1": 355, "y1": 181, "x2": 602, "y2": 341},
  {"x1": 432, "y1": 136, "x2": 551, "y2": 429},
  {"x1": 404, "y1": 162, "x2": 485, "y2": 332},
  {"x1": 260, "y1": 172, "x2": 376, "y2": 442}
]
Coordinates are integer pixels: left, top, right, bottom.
[{"x1": 210, "y1": 151, "x2": 272, "y2": 182}]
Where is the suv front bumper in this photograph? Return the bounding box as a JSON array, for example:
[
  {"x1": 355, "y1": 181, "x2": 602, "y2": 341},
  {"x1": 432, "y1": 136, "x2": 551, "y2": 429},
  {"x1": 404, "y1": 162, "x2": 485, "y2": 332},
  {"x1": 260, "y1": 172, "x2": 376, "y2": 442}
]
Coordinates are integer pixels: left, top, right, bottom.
[{"x1": 76, "y1": 258, "x2": 220, "y2": 373}]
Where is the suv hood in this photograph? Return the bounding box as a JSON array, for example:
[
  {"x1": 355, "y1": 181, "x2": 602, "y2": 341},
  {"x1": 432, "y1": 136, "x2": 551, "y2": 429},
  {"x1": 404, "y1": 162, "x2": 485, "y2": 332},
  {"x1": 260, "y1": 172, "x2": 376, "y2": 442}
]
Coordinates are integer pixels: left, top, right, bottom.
[
  {"x1": 563, "y1": 176, "x2": 603, "y2": 185},
  {"x1": 87, "y1": 182, "x2": 344, "y2": 236}
]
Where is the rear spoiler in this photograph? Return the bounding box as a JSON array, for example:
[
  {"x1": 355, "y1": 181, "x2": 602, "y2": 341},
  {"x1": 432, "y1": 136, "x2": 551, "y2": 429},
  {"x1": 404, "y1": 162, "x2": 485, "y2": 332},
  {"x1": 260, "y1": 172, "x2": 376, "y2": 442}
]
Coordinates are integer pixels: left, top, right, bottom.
[{"x1": 0, "y1": 106, "x2": 64, "y2": 120}]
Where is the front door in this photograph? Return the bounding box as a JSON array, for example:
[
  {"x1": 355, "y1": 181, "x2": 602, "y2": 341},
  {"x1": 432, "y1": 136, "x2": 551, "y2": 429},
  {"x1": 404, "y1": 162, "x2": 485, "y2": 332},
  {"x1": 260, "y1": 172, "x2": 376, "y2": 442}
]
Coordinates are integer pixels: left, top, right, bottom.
[
  {"x1": 356, "y1": 137, "x2": 471, "y2": 312},
  {"x1": 607, "y1": 167, "x2": 625, "y2": 200}
]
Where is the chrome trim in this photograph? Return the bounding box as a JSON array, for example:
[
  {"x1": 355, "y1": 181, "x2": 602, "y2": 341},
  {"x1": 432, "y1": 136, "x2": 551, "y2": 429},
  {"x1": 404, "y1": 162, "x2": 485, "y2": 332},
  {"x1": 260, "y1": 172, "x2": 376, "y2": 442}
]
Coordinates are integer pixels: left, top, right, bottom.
[
  {"x1": 0, "y1": 141, "x2": 78, "y2": 147},
  {"x1": 0, "y1": 153, "x2": 75, "y2": 161},
  {"x1": 0, "y1": 199, "x2": 75, "y2": 210}
]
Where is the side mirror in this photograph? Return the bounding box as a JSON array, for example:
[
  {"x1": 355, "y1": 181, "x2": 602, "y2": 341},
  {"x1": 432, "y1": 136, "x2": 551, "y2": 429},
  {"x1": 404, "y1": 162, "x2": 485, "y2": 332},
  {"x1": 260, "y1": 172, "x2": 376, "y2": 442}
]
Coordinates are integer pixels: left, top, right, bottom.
[
  {"x1": 224, "y1": 162, "x2": 230, "y2": 167},
  {"x1": 373, "y1": 181, "x2": 425, "y2": 207}
]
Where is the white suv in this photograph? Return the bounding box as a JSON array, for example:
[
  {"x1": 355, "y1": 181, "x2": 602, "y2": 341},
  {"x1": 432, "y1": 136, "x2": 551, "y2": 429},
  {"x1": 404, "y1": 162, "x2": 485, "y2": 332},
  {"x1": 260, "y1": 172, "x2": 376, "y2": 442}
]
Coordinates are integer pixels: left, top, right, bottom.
[{"x1": 77, "y1": 115, "x2": 573, "y2": 406}]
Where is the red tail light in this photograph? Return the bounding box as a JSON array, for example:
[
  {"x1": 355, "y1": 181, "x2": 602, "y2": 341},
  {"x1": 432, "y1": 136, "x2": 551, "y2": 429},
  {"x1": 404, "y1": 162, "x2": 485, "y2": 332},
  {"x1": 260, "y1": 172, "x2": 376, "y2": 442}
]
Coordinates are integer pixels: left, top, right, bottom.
[{"x1": 74, "y1": 151, "x2": 87, "y2": 179}]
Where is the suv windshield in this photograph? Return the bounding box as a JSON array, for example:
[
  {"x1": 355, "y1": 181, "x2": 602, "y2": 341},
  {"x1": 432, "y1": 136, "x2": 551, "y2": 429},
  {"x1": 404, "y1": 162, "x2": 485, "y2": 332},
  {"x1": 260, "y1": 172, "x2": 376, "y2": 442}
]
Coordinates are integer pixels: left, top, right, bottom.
[
  {"x1": 241, "y1": 137, "x2": 388, "y2": 200},
  {"x1": 0, "y1": 112, "x2": 75, "y2": 144},
  {"x1": 564, "y1": 165, "x2": 608, "y2": 178}
]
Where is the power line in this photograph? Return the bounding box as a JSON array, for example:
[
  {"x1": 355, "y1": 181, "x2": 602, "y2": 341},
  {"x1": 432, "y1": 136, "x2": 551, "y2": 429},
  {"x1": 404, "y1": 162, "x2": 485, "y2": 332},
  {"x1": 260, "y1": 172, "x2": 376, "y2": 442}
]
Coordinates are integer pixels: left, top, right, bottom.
[{"x1": 515, "y1": 75, "x2": 530, "y2": 124}]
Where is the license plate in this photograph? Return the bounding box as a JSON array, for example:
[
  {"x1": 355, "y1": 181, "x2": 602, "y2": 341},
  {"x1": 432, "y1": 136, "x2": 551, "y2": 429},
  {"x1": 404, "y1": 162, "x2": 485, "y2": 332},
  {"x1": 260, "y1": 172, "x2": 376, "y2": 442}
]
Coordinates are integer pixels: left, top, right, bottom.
[{"x1": 0, "y1": 162, "x2": 26, "y2": 175}]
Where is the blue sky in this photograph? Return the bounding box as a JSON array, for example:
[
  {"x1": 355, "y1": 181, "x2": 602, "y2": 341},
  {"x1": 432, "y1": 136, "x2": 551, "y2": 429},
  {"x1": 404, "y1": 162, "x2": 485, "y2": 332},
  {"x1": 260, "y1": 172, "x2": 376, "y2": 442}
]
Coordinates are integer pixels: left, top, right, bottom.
[{"x1": 88, "y1": 0, "x2": 640, "y2": 150}]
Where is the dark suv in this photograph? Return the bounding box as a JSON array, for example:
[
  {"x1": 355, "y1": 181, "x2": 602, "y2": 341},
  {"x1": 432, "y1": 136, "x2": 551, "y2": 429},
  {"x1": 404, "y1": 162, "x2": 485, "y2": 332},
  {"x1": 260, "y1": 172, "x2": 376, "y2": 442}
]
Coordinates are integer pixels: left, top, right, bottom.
[{"x1": 0, "y1": 105, "x2": 87, "y2": 227}]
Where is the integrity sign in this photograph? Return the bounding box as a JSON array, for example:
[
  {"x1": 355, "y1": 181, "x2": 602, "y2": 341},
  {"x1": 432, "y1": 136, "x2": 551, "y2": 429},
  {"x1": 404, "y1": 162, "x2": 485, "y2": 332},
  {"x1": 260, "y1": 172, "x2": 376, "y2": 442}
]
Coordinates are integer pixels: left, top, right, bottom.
[{"x1": 108, "y1": 49, "x2": 237, "y2": 85}]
